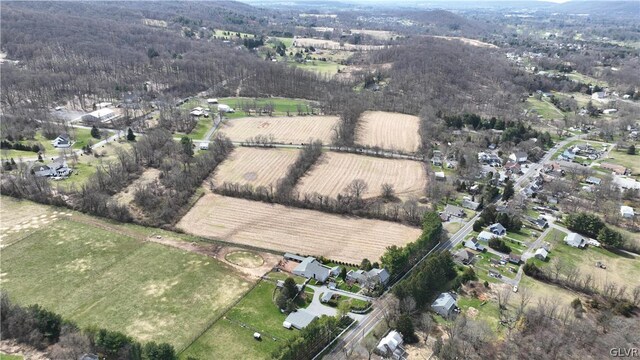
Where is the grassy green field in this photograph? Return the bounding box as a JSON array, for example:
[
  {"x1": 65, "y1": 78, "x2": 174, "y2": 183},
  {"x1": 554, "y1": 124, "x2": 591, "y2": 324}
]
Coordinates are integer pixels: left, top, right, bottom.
[
  {"x1": 0, "y1": 354, "x2": 24, "y2": 360},
  {"x1": 0, "y1": 202, "x2": 251, "y2": 350},
  {"x1": 288, "y1": 60, "x2": 340, "y2": 75},
  {"x1": 213, "y1": 29, "x2": 255, "y2": 39},
  {"x1": 1, "y1": 128, "x2": 97, "y2": 159},
  {"x1": 602, "y1": 149, "x2": 640, "y2": 176},
  {"x1": 217, "y1": 97, "x2": 316, "y2": 118},
  {"x1": 182, "y1": 280, "x2": 296, "y2": 360},
  {"x1": 526, "y1": 97, "x2": 564, "y2": 120}
]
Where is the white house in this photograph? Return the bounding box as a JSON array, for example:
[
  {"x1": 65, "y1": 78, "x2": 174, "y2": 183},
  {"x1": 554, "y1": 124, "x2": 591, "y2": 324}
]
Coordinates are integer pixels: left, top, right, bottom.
[
  {"x1": 292, "y1": 257, "x2": 332, "y2": 282},
  {"x1": 376, "y1": 330, "x2": 405, "y2": 359},
  {"x1": 565, "y1": 232, "x2": 586, "y2": 248},
  {"x1": 431, "y1": 292, "x2": 457, "y2": 318},
  {"x1": 51, "y1": 134, "x2": 72, "y2": 148},
  {"x1": 217, "y1": 104, "x2": 234, "y2": 113},
  {"x1": 478, "y1": 231, "x2": 496, "y2": 242},
  {"x1": 82, "y1": 108, "x2": 118, "y2": 123},
  {"x1": 509, "y1": 151, "x2": 528, "y2": 163},
  {"x1": 620, "y1": 205, "x2": 635, "y2": 218},
  {"x1": 435, "y1": 171, "x2": 446, "y2": 180},
  {"x1": 534, "y1": 248, "x2": 549, "y2": 260},
  {"x1": 207, "y1": 98, "x2": 219, "y2": 104}
]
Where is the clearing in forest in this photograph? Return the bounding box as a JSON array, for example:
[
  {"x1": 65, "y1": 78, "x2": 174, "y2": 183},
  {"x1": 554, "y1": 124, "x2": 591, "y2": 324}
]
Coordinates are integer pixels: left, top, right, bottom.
[
  {"x1": 177, "y1": 194, "x2": 421, "y2": 263},
  {"x1": 212, "y1": 147, "x2": 300, "y2": 188},
  {"x1": 0, "y1": 198, "x2": 251, "y2": 350},
  {"x1": 217, "y1": 116, "x2": 339, "y2": 145},
  {"x1": 355, "y1": 111, "x2": 421, "y2": 153},
  {"x1": 295, "y1": 152, "x2": 427, "y2": 200}
]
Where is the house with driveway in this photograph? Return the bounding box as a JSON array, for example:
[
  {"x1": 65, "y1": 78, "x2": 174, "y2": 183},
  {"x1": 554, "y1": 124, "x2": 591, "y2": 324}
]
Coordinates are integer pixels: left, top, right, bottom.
[
  {"x1": 292, "y1": 257, "x2": 337, "y2": 283},
  {"x1": 489, "y1": 223, "x2": 507, "y2": 236},
  {"x1": 51, "y1": 134, "x2": 72, "y2": 148}
]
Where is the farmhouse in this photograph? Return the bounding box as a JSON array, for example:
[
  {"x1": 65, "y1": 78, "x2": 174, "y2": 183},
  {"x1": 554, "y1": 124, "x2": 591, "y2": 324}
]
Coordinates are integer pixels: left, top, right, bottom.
[
  {"x1": 32, "y1": 159, "x2": 72, "y2": 178},
  {"x1": 51, "y1": 134, "x2": 71, "y2": 148},
  {"x1": 283, "y1": 309, "x2": 317, "y2": 330},
  {"x1": 535, "y1": 248, "x2": 549, "y2": 260},
  {"x1": 444, "y1": 204, "x2": 465, "y2": 218},
  {"x1": 489, "y1": 223, "x2": 507, "y2": 236},
  {"x1": 376, "y1": 330, "x2": 405, "y2": 359},
  {"x1": 565, "y1": 232, "x2": 586, "y2": 248},
  {"x1": 292, "y1": 257, "x2": 333, "y2": 282},
  {"x1": 509, "y1": 151, "x2": 528, "y2": 163},
  {"x1": 431, "y1": 292, "x2": 458, "y2": 318},
  {"x1": 82, "y1": 108, "x2": 118, "y2": 123},
  {"x1": 620, "y1": 205, "x2": 635, "y2": 218}
]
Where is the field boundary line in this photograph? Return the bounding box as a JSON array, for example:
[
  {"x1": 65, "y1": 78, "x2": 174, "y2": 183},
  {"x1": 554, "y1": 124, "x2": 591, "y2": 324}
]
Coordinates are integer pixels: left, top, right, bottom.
[{"x1": 176, "y1": 278, "x2": 264, "y2": 355}]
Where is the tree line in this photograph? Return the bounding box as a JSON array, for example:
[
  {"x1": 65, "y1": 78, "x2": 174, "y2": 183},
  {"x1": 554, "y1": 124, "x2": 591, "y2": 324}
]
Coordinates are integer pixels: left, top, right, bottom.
[
  {"x1": 565, "y1": 212, "x2": 626, "y2": 249},
  {"x1": 0, "y1": 293, "x2": 176, "y2": 360},
  {"x1": 272, "y1": 315, "x2": 353, "y2": 360},
  {"x1": 381, "y1": 211, "x2": 443, "y2": 278}
]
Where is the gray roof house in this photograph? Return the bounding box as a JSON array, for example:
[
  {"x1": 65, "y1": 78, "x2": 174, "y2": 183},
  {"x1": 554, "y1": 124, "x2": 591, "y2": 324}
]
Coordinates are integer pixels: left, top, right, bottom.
[
  {"x1": 585, "y1": 176, "x2": 602, "y2": 186},
  {"x1": 565, "y1": 233, "x2": 586, "y2": 248},
  {"x1": 292, "y1": 257, "x2": 332, "y2": 282},
  {"x1": 51, "y1": 134, "x2": 71, "y2": 148},
  {"x1": 453, "y1": 249, "x2": 476, "y2": 265},
  {"x1": 444, "y1": 204, "x2": 465, "y2": 218},
  {"x1": 33, "y1": 159, "x2": 72, "y2": 178},
  {"x1": 431, "y1": 292, "x2": 457, "y2": 318},
  {"x1": 534, "y1": 248, "x2": 549, "y2": 260},
  {"x1": 347, "y1": 268, "x2": 391, "y2": 288},
  {"x1": 489, "y1": 223, "x2": 507, "y2": 236},
  {"x1": 283, "y1": 309, "x2": 317, "y2": 329},
  {"x1": 462, "y1": 199, "x2": 480, "y2": 211},
  {"x1": 464, "y1": 238, "x2": 484, "y2": 252}
]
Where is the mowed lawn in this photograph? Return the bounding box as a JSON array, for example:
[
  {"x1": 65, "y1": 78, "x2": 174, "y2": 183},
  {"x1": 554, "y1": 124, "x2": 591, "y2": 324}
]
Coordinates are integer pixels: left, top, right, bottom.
[
  {"x1": 0, "y1": 217, "x2": 251, "y2": 350},
  {"x1": 218, "y1": 97, "x2": 316, "y2": 118},
  {"x1": 182, "y1": 280, "x2": 295, "y2": 360}
]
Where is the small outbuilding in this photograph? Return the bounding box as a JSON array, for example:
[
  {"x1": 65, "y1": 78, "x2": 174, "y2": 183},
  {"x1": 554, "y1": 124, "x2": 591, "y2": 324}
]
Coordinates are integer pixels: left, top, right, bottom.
[
  {"x1": 283, "y1": 309, "x2": 317, "y2": 330},
  {"x1": 534, "y1": 248, "x2": 549, "y2": 260},
  {"x1": 620, "y1": 205, "x2": 635, "y2": 218}
]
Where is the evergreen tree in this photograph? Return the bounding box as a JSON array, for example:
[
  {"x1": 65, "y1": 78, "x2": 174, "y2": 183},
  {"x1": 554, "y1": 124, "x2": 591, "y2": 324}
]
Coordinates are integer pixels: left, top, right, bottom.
[
  {"x1": 502, "y1": 180, "x2": 515, "y2": 201},
  {"x1": 127, "y1": 128, "x2": 136, "y2": 141},
  {"x1": 90, "y1": 125, "x2": 101, "y2": 139},
  {"x1": 628, "y1": 145, "x2": 636, "y2": 155}
]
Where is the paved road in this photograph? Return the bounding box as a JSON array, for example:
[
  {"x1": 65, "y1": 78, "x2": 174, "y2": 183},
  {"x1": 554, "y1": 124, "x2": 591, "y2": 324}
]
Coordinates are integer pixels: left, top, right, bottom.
[{"x1": 325, "y1": 134, "x2": 586, "y2": 359}]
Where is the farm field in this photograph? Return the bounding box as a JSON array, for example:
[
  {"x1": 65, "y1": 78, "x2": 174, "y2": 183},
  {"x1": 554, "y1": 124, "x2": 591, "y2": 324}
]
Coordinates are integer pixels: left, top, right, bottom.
[
  {"x1": 295, "y1": 152, "x2": 427, "y2": 200},
  {"x1": 292, "y1": 38, "x2": 384, "y2": 51},
  {"x1": 217, "y1": 116, "x2": 339, "y2": 145},
  {"x1": 217, "y1": 97, "x2": 317, "y2": 119},
  {"x1": 350, "y1": 29, "x2": 395, "y2": 40},
  {"x1": 0, "y1": 198, "x2": 251, "y2": 351},
  {"x1": 177, "y1": 194, "x2": 422, "y2": 263},
  {"x1": 212, "y1": 147, "x2": 300, "y2": 188},
  {"x1": 428, "y1": 35, "x2": 498, "y2": 48},
  {"x1": 526, "y1": 97, "x2": 564, "y2": 120},
  {"x1": 355, "y1": 111, "x2": 421, "y2": 153},
  {"x1": 182, "y1": 280, "x2": 293, "y2": 360}
]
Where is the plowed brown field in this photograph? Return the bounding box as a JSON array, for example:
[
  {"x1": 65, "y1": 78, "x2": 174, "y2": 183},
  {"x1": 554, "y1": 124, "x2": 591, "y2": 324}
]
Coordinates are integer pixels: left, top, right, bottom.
[
  {"x1": 295, "y1": 152, "x2": 426, "y2": 200},
  {"x1": 212, "y1": 147, "x2": 300, "y2": 188},
  {"x1": 218, "y1": 116, "x2": 339, "y2": 145},
  {"x1": 177, "y1": 194, "x2": 421, "y2": 263},
  {"x1": 355, "y1": 111, "x2": 421, "y2": 153}
]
